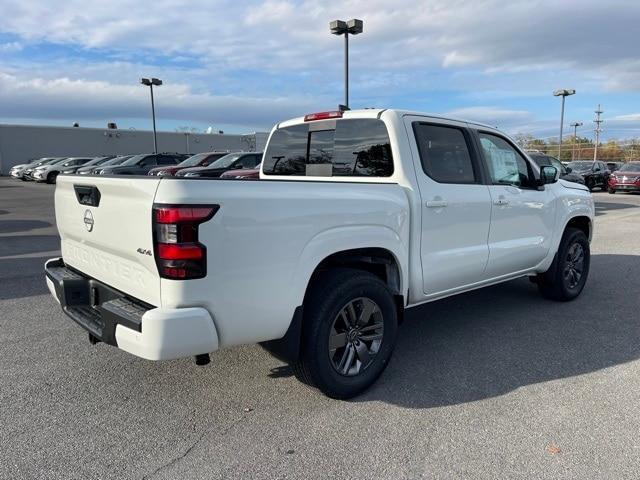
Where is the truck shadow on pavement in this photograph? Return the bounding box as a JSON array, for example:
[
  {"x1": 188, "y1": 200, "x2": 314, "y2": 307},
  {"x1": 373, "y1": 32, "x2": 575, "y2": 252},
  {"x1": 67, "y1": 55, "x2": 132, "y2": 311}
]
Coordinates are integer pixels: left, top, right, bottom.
[
  {"x1": 594, "y1": 201, "x2": 637, "y2": 216},
  {"x1": 0, "y1": 234, "x2": 59, "y2": 257},
  {"x1": 358, "y1": 253, "x2": 640, "y2": 408},
  {"x1": 0, "y1": 220, "x2": 52, "y2": 234},
  {"x1": 0, "y1": 256, "x2": 53, "y2": 300}
]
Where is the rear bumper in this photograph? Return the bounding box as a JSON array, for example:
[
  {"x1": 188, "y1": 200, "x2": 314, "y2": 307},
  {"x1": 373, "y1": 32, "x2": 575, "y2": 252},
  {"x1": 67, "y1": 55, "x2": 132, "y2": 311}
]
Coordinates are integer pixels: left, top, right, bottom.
[
  {"x1": 609, "y1": 184, "x2": 640, "y2": 191},
  {"x1": 45, "y1": 258, "x2": 219, "y2": 360}
]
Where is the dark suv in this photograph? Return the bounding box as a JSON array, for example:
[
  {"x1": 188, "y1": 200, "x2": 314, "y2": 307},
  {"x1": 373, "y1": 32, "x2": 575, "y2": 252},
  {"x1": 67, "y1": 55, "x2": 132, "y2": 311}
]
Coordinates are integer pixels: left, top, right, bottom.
[
  {"x1": 566, "y1": 160, "x2": 610, "y2": 191},
  {"x1": 97, "y1": 153, "x2": 190, "y2": 175},
  {"x1": 528, "y1": 153, "x2": 585, "y2": 185}
]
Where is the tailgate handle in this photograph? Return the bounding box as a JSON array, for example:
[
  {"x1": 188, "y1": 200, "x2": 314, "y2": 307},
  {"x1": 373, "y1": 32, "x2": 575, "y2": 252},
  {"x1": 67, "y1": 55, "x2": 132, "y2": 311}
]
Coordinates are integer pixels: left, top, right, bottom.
[{"x1": 74, "y1": 185, "x2": 101, "y2": 207}]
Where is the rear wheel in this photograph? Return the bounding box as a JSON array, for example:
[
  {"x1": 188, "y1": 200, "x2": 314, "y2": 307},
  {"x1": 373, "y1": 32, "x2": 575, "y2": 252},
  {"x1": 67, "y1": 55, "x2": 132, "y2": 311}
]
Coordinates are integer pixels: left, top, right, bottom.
[
  {"x1": 537, "y1": 227, "x2": 590, "y2": 301},
  {"x1": 608, "y1": 188, "x2": 616, "y2": 194},
  {"x1": 292, "y1": 268, "x2": 398, "y2": 399}
]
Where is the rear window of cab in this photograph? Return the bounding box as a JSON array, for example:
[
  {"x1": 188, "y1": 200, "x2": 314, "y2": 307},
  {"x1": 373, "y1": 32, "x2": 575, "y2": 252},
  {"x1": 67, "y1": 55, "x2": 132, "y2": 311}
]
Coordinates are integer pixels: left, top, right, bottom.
[{"x1": 262, "y1": 118, "x2": 394, "y2": 177}]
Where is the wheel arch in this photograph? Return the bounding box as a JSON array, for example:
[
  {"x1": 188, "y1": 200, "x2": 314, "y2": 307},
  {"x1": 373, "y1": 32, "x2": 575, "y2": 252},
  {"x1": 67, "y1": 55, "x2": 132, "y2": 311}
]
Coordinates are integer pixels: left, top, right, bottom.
[
  {"x1": 565, "y1": 215, "x2": 592, "y2": 241},
  {"x1": 261, "y1": 229, "x2": 408, "y2": 364}
]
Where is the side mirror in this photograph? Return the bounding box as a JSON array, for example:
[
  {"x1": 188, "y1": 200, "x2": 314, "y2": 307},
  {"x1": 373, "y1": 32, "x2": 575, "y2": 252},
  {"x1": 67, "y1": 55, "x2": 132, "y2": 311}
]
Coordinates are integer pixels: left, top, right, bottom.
[
  {"x1": 565, "y1": 166, "x2": 572, "y2": 173},
  {"x1": 540, "y1": 165, "x2": 558, "y2": 185}
]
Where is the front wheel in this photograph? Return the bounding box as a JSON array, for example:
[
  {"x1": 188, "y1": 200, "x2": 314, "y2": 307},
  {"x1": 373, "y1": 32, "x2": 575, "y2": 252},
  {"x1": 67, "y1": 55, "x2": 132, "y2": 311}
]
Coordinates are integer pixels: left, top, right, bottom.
[
  {"x1": 586, "y1": 178, "x2": 595, "y2": 192},
  {"x1": 537, "y1": 228, "x2": 590, "y2": 301},
  {"x1": 608, "y1": 188, "x2": 616, "y2": 194},
  {"x1": 292, "y1": 268, "x2": 398, "y2": 399}
]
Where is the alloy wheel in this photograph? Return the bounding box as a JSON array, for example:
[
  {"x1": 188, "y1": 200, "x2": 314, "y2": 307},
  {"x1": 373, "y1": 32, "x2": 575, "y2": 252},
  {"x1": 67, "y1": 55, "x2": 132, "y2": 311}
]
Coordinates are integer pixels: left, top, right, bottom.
[
  {"x1": 328, "y1": 297, "x2": 384, "y2": 377},
  {"x1": 563, "y1": 242, "x2": 585, "y2": 289}
]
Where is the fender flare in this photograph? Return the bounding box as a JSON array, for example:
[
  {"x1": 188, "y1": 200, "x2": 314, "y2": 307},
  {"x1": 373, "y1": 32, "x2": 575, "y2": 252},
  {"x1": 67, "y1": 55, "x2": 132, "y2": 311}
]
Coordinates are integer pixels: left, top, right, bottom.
[{"x1": 291, "y1": 224, "x2": 409, "y2": 309}]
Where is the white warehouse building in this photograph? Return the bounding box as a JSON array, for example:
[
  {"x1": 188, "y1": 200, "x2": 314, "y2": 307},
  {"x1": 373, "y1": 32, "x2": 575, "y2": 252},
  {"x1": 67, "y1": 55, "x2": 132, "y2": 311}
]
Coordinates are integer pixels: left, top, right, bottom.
[{"x1": 0, "y1": 123, "x2": 269, "y2": 174}]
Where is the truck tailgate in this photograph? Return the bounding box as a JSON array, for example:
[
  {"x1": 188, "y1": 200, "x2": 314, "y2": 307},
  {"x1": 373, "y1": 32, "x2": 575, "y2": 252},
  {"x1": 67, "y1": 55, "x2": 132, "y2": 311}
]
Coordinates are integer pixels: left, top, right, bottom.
[{"x1": 54, "y1": 175, "x2": 161, "y2": 306}]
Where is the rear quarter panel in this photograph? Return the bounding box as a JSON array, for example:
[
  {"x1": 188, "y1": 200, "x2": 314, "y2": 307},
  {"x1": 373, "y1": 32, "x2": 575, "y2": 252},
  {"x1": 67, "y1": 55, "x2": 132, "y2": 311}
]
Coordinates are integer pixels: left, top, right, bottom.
[{"x1": 155, "y1": 178, "x2": 410, "y2": 348}]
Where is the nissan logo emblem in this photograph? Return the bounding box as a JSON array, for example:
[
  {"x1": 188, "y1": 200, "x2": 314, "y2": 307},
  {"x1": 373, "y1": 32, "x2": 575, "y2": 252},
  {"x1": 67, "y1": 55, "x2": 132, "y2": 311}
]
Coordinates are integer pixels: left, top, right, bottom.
[{"x1": 84, "y1": 209, "x2": 94, "y2": 232}]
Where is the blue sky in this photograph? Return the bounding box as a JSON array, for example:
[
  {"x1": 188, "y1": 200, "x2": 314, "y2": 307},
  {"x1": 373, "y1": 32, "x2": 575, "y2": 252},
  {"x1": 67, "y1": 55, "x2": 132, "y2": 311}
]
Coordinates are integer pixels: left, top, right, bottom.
[{"x1": 1, "y1": 0, "x2": 639, "y2": 140}]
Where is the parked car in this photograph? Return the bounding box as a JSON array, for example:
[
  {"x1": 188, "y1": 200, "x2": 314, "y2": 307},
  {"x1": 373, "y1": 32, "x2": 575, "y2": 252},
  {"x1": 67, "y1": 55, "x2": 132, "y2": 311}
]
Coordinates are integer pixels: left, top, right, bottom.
[
  {"x1": 177, "y1": 152, "x2": 263, "y2": 177},
  {"x1": 61, "y1": 156, "x2": 114, "y2": 175},
  {"x1": 607, "y1": 161, "x2": 640, "y2": 193},
  {"x1": 45, "y1": 109, "x2": 594, "y2": 399},
  {"x1": 76, "y1": 155, "x2": 132, "y2": 175},
  {"x1": 527, "y1": 153, "x2": 585, "y2": 185},
  {"x1": 33, "y1": 157, "x2": 93, "y2": 183},
  {"x1": 97, "y1": 153, "x2": 189, "y2": 175},
  {"x1": 220, "y1": 163, "x2": 262, "y2": 180},
  {"x1": 566, "y1": 160, "x2": 610, "y2": 191},
  {"x1": 10, "y1": 157, "x2": 60, "y2": 180},
  {"x1": 606, "y1": 161, "x2": 624, "y2": 173},
  {"x1": 148, "y1": 152, "x2": 229, "y2": 176},
  {"x1": 18, "y1": 158, "x2": 65, "y2": 181}
]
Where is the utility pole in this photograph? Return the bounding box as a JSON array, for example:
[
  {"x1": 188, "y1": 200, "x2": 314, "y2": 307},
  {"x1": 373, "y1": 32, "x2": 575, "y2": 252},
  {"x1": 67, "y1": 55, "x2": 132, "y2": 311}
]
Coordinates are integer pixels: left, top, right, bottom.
[
  {"x1": 593, "y1": 105, "x2": 603, "y2": 162},
  {"x1": 570, "y1": 122, "x2": 583, "y2": 161}
]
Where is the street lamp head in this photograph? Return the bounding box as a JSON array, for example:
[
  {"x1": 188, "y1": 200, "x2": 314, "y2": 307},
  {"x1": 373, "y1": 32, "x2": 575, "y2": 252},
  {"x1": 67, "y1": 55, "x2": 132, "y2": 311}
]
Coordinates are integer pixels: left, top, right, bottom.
[
  {"x1": 570, "y1": 122, "x2": 583, "y2": 127},
  {"x1": 330, "y1": 20, "x2": 347, "y2": 35},
  {"x1": 553, "y1": 89, "x2": 576, "y2": 97},
  {"x1": 346, "y1": 19, "x2": 363, "y2": 35},
  {"x1": 151, "y1": 78, "x2": 163, "y2": 86},
  {"x1": 140, "y1": 78, "x2": 151, "y2": 86}
]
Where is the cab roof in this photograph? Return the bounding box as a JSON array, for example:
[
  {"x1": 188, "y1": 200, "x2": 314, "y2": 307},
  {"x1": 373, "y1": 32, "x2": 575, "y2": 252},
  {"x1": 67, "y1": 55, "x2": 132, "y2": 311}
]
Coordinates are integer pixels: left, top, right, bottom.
[{"x1": 277, "y1": 108, "x2": 496, "y2": 130}]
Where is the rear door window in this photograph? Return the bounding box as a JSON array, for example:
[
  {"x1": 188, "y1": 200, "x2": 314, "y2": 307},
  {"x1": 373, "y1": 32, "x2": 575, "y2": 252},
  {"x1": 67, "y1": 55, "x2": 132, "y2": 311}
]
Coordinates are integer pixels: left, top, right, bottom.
[
  {"x1": 412, "y1": 123, "x2": 478, "y2": 184},
  {"x1": 263, "y1": 119, "x2": 393, "y2": 177}
]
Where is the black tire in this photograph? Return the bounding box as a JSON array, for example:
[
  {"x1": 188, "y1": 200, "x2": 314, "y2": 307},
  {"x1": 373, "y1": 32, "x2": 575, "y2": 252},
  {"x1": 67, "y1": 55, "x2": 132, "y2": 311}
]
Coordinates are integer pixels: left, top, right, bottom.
[
  {"x1": 608, "y1": 188, "x2": 616, "y2": 194},
  {"x1": 586, "y1": 178, "x2": 595, "y2": 192},
  {"x1": 47, "y1": 172, "x2": 58, "y2": 184},
  {"x1": 537, "y1": 227, "x2": 590, "y2": 301},
  {"x1": 292, "y1": 268, "x2": 398, "y2": 399}
]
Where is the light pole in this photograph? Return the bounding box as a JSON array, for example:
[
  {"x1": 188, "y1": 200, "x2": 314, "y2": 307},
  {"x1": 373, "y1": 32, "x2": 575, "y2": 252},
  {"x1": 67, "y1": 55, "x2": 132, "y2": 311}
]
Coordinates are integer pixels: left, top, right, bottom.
[
  {"x1": 553, "y1": 89, "x2": 576, "y2": 161},
  {"x1": 570, "y1": 122, "x2": 583, "y2": 161},
  {"x1": 330, "y1": 19, "x2": 363, "y2": 110},
  {"x1": 140, "y1": 77, "x2": 163, "y2": 153}
]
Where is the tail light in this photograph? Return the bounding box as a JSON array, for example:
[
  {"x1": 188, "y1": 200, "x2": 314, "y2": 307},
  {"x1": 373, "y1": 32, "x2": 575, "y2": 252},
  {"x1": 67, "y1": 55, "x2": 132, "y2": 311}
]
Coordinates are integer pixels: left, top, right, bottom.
[{"x1": 153, "y1": 205, "x2": 219, "y2": 279}]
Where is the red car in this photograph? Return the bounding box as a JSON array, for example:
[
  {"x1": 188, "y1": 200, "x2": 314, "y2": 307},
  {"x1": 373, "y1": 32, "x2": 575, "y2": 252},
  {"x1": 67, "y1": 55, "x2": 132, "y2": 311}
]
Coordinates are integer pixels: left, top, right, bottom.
[
  {"x1": 608, "y1": 162, "x2": 640, "y2": 193},
  {"x1": 148, "y1": 152, "x2": 228, "y2": 176},
  {"x1": 220, "y1": 163, "x2": 261, "y2": 180}
]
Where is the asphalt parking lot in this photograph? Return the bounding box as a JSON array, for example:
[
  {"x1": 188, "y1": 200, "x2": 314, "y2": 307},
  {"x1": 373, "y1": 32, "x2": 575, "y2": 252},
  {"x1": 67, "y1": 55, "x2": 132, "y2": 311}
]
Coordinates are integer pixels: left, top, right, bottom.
[{"x1": 1, "y1": 177, "x2": 639, "y2": 480}]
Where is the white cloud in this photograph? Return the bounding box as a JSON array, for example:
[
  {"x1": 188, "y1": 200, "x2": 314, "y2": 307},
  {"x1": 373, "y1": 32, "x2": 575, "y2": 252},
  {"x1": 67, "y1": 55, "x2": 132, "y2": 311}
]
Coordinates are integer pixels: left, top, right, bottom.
[
  {"x1": 0, "y1": 0, "x2": 639, "y2": 131},
  {"x1": 1, "y1": 0, "x2": 638, "y2": 82},
  {"x1": 613, "y1": 114, "x2": 640, "y2": 122},
  {"x1": 0, "y1": 71, "x2": 321, "y2": 128},
  {"x1": 446, "y1": 106, "x2": 533, "y2": 126},
  {"x1": 0, "y1": 41, "x2": 22, "y2": 52}
]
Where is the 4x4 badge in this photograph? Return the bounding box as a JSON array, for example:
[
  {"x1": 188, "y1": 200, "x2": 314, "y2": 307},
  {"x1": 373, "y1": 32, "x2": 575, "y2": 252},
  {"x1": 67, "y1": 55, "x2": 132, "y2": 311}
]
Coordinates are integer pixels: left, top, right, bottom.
[{"x1": 83, "y1": 209, "x2": 94, "y2": 232}]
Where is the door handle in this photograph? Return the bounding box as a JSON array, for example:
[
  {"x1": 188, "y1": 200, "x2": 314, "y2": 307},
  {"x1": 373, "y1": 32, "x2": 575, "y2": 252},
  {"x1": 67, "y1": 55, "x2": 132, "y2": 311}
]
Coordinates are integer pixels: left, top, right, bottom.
[
  {"x1": 426, "y1": 200, "x2": 448, "y2": 208},
  {"x1": 493, "y1": 197, "x2": 509, "y2": 206}
]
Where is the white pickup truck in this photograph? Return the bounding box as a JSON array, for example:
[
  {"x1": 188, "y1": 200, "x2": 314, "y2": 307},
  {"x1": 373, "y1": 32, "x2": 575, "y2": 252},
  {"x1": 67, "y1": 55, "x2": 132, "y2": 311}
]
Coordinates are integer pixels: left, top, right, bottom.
[{"x1": 46, "y1": 109, "x2": 594, "y2": 398}]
